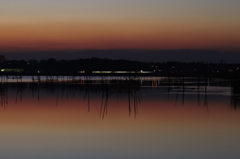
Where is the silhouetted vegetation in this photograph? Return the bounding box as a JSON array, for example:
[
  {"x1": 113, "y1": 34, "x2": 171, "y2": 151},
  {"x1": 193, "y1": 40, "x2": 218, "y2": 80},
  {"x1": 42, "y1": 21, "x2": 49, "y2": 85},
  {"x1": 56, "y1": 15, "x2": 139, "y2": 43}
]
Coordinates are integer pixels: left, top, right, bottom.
[{"x1": 231, "y1": 79, "x2": 240, "y2": 110}]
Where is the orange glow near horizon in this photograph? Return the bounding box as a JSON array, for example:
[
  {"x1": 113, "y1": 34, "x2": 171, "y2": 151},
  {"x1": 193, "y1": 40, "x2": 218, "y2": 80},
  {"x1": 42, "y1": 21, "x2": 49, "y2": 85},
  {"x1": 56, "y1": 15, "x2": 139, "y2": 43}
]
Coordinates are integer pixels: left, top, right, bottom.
[
  {"x1": 1, "y1": 20, "x2": 240, "y2": 52},
  {"x1": 1, "y1": 0, "x2": 240, "y2": 53}
]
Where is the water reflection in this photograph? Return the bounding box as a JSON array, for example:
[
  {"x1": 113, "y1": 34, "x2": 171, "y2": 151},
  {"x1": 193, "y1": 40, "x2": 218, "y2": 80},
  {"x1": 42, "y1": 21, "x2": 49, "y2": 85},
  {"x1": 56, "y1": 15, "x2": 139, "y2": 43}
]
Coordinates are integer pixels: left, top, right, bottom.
[
  {"x1": 0, "y1": 77, "x2": 239, "y2": 113},
  {"x1": 0, "y1": 77, "x2": 240, "y2": 159}
]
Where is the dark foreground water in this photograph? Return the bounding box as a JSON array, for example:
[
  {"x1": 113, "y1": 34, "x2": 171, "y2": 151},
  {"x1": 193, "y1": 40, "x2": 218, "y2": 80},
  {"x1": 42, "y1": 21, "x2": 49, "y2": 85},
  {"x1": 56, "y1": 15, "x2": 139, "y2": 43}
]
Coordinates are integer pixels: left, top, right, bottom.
[{"x1": 0, "y1": 78, "x2": 240, "y2": 159}]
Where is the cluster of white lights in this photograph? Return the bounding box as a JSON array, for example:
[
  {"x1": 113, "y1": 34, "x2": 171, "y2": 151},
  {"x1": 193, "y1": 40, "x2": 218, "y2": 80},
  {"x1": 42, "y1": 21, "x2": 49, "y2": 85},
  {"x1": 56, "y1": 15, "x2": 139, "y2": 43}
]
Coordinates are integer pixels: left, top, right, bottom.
[{"x1": 92, "y1": 71, "x2": 152, "y2": 74}]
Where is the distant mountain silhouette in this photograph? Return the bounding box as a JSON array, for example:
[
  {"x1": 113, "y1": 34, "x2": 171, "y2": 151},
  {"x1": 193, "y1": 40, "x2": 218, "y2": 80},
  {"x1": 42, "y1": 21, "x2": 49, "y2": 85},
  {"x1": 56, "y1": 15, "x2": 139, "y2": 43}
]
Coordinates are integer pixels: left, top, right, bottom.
[{"x1": 1, "y1": 49, "x2": 239, "y2": 63}]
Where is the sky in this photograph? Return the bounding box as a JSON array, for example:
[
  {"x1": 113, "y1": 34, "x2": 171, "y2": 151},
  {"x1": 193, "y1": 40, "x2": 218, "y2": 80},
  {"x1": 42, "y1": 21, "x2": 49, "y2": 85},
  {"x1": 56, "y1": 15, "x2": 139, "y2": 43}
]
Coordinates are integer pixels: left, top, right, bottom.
[{"x1": 0, "y1": 0, "x2": 240, "y2": 52}]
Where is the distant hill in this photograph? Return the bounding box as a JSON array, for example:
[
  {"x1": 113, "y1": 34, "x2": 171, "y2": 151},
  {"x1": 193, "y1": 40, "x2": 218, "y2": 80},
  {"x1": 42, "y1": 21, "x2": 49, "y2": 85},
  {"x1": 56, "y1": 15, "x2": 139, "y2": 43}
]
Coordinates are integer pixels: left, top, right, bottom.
[{"x1": 1, "y1": 49, "x2": 239, "y2": 63}]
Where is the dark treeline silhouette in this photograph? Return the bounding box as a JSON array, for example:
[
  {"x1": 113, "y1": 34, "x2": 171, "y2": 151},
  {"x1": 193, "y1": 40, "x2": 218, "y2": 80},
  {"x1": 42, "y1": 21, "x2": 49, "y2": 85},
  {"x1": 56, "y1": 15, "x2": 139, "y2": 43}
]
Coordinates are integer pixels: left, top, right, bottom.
[{"x1": 1, "y1": 57, "x2": 240, "y2": 77}]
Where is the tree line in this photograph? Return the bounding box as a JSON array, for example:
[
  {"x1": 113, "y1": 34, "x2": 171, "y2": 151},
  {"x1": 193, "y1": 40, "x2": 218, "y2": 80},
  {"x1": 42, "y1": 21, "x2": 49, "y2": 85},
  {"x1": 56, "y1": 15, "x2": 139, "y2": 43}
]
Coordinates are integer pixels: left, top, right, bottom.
[{"x1": 0, "y1": 57, "x2": 240, "y2": 77}]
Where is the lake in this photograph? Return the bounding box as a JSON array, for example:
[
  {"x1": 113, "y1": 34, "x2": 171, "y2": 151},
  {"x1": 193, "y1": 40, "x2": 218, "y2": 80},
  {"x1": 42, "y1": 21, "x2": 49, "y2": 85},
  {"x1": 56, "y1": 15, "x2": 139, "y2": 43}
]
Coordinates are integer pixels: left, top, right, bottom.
[{"x1": 0, "y1": 77, "x2": 240, "y2": 159}]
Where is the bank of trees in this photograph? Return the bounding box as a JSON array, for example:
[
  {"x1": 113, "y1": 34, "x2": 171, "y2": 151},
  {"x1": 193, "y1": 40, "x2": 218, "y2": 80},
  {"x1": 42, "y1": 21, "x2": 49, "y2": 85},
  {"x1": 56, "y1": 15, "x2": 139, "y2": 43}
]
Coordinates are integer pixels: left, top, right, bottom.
[{"x1": 0, "y1": 58, "x2": 240, "y2": 77}]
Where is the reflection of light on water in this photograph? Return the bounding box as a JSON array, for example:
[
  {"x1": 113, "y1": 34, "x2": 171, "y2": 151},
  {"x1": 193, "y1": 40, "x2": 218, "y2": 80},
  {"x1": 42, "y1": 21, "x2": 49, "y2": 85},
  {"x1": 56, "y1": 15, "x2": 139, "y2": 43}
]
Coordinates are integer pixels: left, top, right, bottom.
[
  {"x1": 4, "y1": 76, "x2": 168, "y2": 83},
  {"x1": 158, "y1": 86, "x2": 232, "y2": 96},
  {"x1": 2, "y1": 76, "x2": 220, "y2": 85},
  {"x1": 190, "y1": 86, "x2": 231, "y2": 96}
]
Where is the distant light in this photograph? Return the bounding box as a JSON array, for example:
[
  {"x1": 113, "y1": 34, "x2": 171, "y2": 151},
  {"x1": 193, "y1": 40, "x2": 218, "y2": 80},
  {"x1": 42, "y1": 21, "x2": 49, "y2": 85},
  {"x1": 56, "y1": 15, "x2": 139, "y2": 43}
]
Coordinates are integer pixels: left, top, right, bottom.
[
  {"x1": 78, "y1": 70, "x2": 85, "y2": 73},
  {"x1": 92, "y1": 70, "x2": 153, "y2": 74}
]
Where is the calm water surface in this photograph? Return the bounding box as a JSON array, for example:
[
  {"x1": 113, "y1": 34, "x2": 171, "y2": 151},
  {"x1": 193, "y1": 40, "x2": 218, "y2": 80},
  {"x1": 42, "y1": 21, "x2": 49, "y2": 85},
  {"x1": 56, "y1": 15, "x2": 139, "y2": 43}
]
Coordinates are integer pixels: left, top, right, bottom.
[{"x1": 0, "y1": 78, "x2": 240, "y2": 159}]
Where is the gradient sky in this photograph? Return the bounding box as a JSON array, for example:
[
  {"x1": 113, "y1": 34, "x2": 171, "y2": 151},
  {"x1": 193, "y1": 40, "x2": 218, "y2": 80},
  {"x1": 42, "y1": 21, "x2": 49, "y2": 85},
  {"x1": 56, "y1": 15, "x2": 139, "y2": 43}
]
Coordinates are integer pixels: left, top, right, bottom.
[{"x1": 1, "y1": 0, "x2": 240, "y2": 52}]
